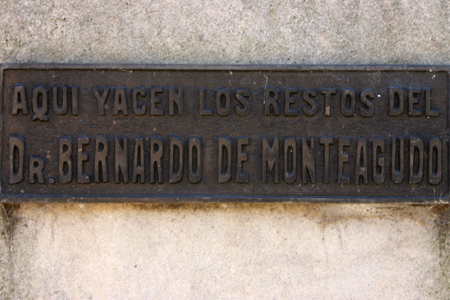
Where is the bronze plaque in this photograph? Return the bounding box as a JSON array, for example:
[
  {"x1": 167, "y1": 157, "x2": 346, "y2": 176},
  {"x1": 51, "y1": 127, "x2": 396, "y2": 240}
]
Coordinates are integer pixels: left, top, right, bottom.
[{"x1": 1, "y1": 64, "x2": 449, "y2": 203}]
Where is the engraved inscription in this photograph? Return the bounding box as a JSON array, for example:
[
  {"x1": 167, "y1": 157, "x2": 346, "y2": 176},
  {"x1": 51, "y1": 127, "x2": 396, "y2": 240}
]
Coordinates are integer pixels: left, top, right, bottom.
[{"x1": 1, "y1": 66, "x2": 449, "y2": 203}]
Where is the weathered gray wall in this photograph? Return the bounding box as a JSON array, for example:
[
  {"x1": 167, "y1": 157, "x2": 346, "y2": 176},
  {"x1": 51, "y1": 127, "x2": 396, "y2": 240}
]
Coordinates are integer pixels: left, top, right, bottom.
[
  {"x1": 1, "y1": 203, "x2": 449, "y2": 299},
  {"x1": 1, "y1": 0, "x2": 450, "y2": 299},
  {"x1": 2, "y1": 0, "x2": 450, "y2": 65}
]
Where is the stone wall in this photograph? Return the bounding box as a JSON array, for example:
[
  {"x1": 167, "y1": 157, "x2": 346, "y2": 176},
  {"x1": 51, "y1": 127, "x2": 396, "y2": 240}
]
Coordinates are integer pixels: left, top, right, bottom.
[{"x1": 1, "y1": 0, "x2": 450, "y2": 299}]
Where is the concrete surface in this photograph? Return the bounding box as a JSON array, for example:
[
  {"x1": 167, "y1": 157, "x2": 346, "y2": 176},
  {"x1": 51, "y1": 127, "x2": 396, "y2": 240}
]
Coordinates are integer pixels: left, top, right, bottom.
[
  {"x1": 1, "y1": 203, "x2": 449, "y2": 299},
  {"x1": 1, "y1": 0, "x2": 450, "y2": 65},
  {"x1": 1, "y1": 0, "x2": 450, "y2": 299}
]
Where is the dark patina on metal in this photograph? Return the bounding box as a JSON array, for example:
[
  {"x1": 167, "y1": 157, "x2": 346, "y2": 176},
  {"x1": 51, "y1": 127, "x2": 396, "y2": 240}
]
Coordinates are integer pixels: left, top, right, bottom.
[{"x1": 1, "y1": 64, "x2": 449, "y2": 203}]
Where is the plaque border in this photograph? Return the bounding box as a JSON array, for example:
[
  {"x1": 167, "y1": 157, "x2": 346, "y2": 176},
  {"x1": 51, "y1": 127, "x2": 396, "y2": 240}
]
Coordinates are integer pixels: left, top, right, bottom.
[{"x1": 1, "y1": 64, "x2": 449, "y2": 204}]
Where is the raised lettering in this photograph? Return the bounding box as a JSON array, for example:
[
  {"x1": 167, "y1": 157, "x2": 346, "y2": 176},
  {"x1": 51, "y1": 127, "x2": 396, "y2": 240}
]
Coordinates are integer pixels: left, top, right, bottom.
[
  {"x1": 302, "y1": 137, "x2": 315, "y2": 184},
  {"x1": 77, "y1": 137, "x2": 90, "y2": 184},
  {"x1": 150, "y1": 87, "x2": 164, "y2": 116},
  {"x1": 94, "y1": 136, "x2": 108, "y2": 183},
  {"x1": 391, "y1": 137, "x2": 404, "y2": 184},
  {"x1": 264, "y1": 87, "x2": 280, "y2": 116},
  {"x1": 218, "y1": 136, "x2": 232, "y2": 183},
  {"x1": 199, "y1": 88, "x2": 213, "y2": 116},
  {"x1": 170, "y1": 136, "x2": 183, "y2": 183},
  {"x1": 132, "y1": 87, "x2": 146, "y2": 116},
  {"x1": 216, "y1": 88, "x2": 231, "y2": 117},
  {"x1": 389, "y1": 87, "x2": 404, "y2": 116},
  {"x1": 150, "y1": 136, "x2": 163, "y2": 183},
  {"x1": 235, "y1": 89, "x2": 250, "y2": 116},
  {"x1": 302, "y1": 88, "x2": 317, "y2": 116},
  {"x1": 425, "y1": 88, "x2": 439, "y2": 117},
  {"x1": 341, "y1": 88, "x2": 355, "y2": 117},
  {"x1": 237, "y1": 137, "x2": 249, "y2": 183},
  {"x1": 132, "y1": 137, "x2": 145, "y2": 183},
  {"x1": 284, "y1": 88, "x2": 298, "y2": 116},
  {"x1": 338, "y1": 138, "x2": 350, "y2": 184},
  {"x1": 9, "y1": 136, "x2": 25, "y2": 184},
  {"x1": 360, "y1": 89, "x2": 374, "y2": 117},
  {"x1": 59, "y1": 138, "x2": 72, "y2": 184},
  {"x1": 321, "y1": 88, "x2": 336, "y2": 117},
  {"x1": 115, "y1": 137, "x2": 128, "y2": 183},
  {"x1": 32, "y1": 86, "x2": 49, "y2": 121},
  {"x1": 12, "y1": 85, "x2": 28, "y2": 115},
  {"x1": 408, "y1": 88, "x2": 422, "y2": 116},
  {"x1": 94, "y1": 88, "x2": 109, "y2": 116},
  {"x1": 188, "y1": 136, "x2": 202, "y2": 183},
  {"x1": 169, "y1": 87, "x2": 183, "y2": 116},
  {"x1": 283, "y1": 137, "x2": 297, "y2": 184},
  {"x1": 262, "y1": 137, "x2": 279, "y2": 183},
  {"x1": 372, "y1": 138, "x2": 385, "y2": 184},
  {"x1": 113, "y1": 88, "x2": 129, "y2": 116},
  {"x1": 320, "y1": 136, "x2": 333, "y2": 184},
  {"x1": 29, "y1": 156, "x2": 44, "y2": 184},
  {"x1": 428, "y1": 137, "x2": 442, "y2": 185},
  {"x1": 409, "y1": 136, "x2": 424, "y2": 184},
  {"x1": 355, "y1": 138, "x2": 368, "y2": 184},
  {"x1": 52, "y1": 86, "x2": 68, "y2": 115}
]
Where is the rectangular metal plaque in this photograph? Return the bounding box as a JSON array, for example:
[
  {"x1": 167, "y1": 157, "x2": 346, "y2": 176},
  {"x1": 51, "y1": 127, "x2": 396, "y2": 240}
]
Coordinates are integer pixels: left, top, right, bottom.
[{"x1": 1, "y1": 64, "x2": 449, "y2": 203}]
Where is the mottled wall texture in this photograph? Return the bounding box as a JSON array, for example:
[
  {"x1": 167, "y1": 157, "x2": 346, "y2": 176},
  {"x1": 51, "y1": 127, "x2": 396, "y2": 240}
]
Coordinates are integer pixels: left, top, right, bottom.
[{"x1": 1, "y1": 0, "x2": 450, "y2": 299}]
